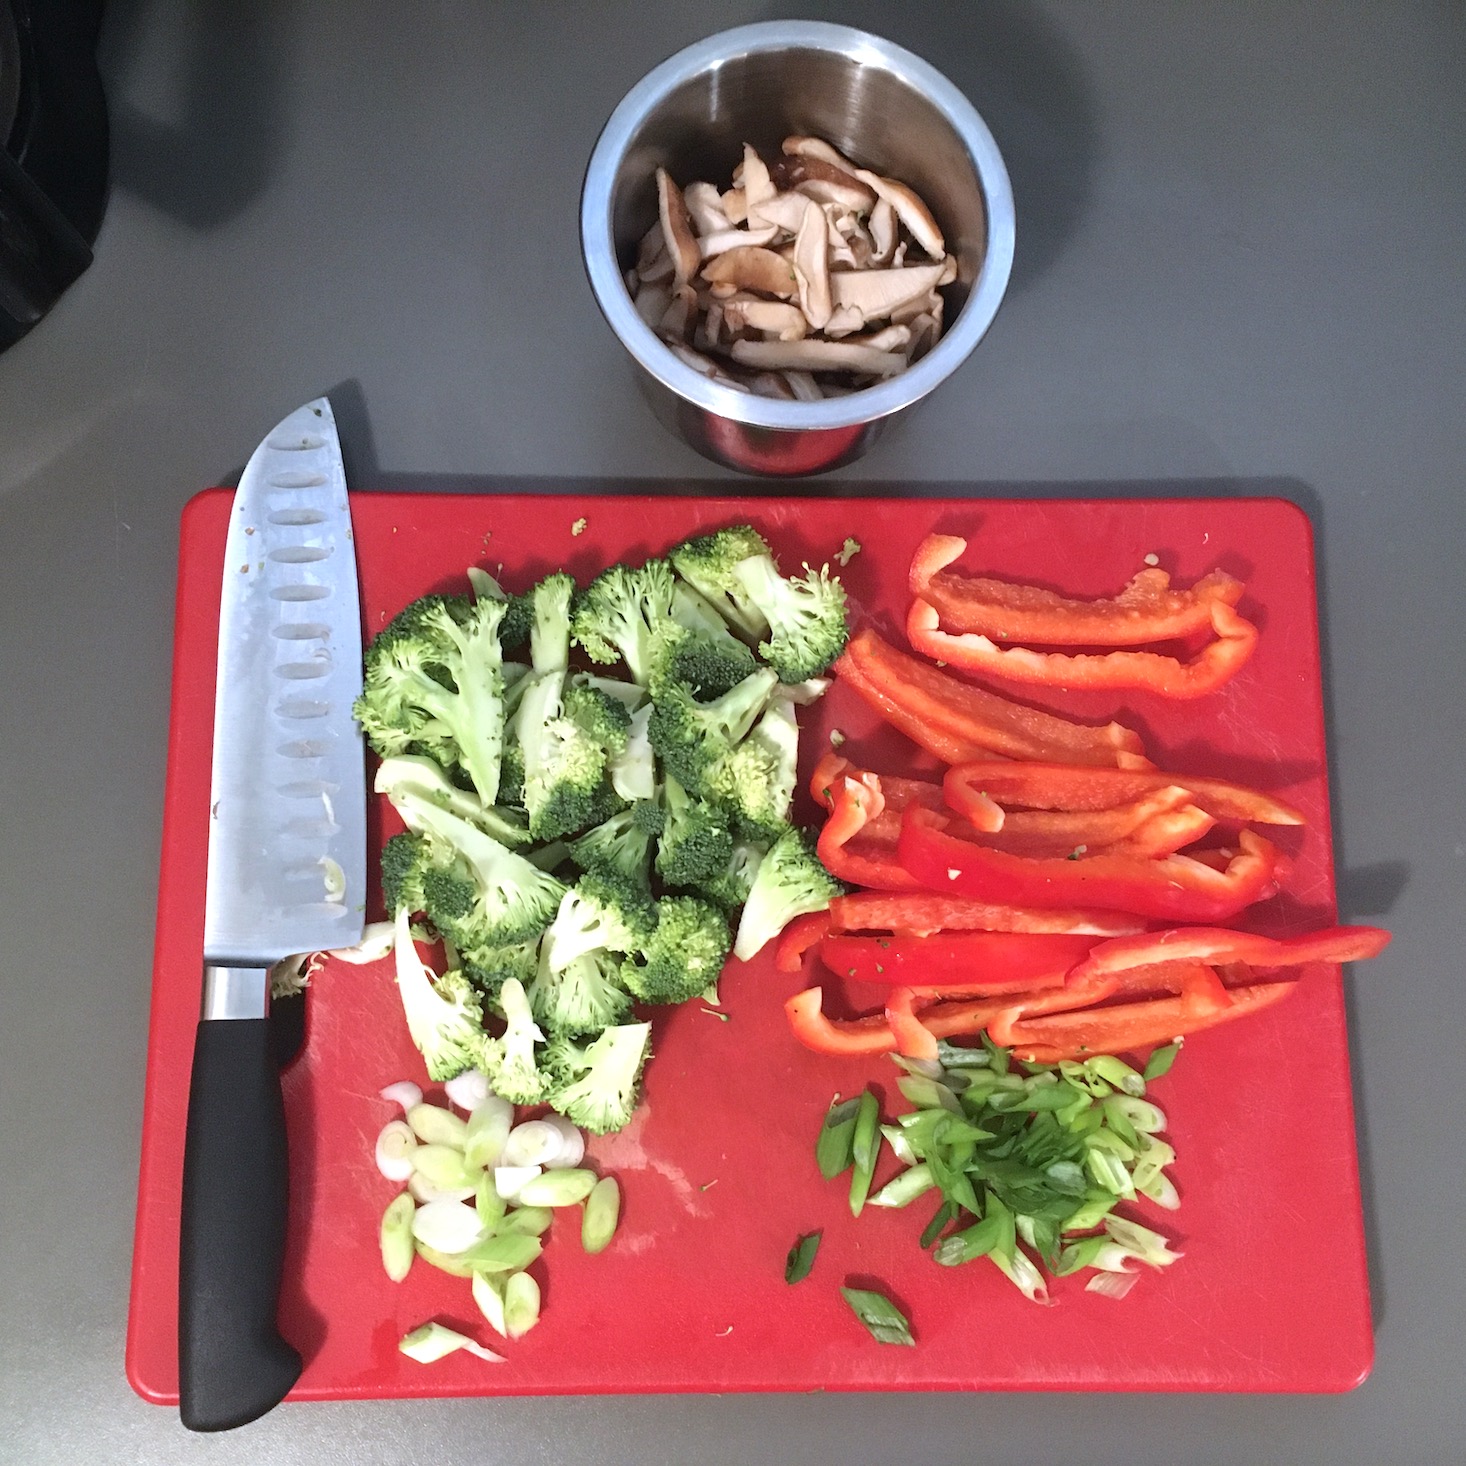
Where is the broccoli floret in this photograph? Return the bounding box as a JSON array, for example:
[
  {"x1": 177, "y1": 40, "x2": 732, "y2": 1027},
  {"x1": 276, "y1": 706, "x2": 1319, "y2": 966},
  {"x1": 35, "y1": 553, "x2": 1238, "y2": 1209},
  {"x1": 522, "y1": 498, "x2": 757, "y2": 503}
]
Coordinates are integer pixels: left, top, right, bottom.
[
  {"x1": 570, "y1": 672, "x2": 646, "y2": 712},
  {"x1": 563, "y1": 680, "x2": 633, "y2": 754},
  {"x1": 390, "y1": 789, "x2": 566, "y2": 948},
  {"x1": 546, "y1": 1022, "x2": 652, "y2": 1135},
  {"x1": 527, "y1": 571, "x2": 576, "y2": 673},
  {"x1": 608, "y1": 703, "x2": 656, "y2": 803},
  {"x1": 731, "y1": 554, "x2": 849, "y2": 683},
  {"x1": 710, "y1": 698, "x2": 799, "y2": 844},
  {"x1": 468, "y1": 566, "x2": 533, "y2": 652},
  {"x1": 380, "y1": 831, "x2": 428, "y2": 915},
  {"x1": 390, "y1": 908, "x2": 488, "y2": 1081},
  {"x1": 374, "y1": 753, "x2": 530, "y2": 847},
  {"x1": 655, "y1": 776, "x2": 734, "y2": 888},
  {"x1": 622, "y1": 895, "x2": 731, "y2": 1005},
  {"x1": 631, "y1": 796, "x2": 667, "y2": 837},
  {"x1": 497, "y1": 742, "x2": 526, "y2": 808},
  {"x1": 732, "y1": 826, "x2": 843, "y2": 962},
  {"x1": 646, "y1": 666, "x2": 779, "y2": 795},
  {"x1": 527, "y1": 946, "x2": 633, "y2": 1035},
  {"x1": 541, "y1": 872, "x2": 657, "y2": 973},
  {"x1": 571, "y1": 559, "x2": 677, "y2": 683},
  {"x1": 668, "y1": 526, "x2": 774, "y2": 641},
  {"x1": 698, "y1": 841, "x2": 766, "y2": 912},
  {"x1": 568, "y1": 804, "x2": 655, "y2": 887},
  {"x1": 460, "y1": 939, "x2": 540, "y2": 994},
  {"x1": 647, "y1": 620, "x2": 759, "y2": 700},
  {"x1": 354, "y1": 593, "x2": 508, "y2": 805},
  {"x1": 480, "y1": 977, "x2": 554, "y2": 1105}
]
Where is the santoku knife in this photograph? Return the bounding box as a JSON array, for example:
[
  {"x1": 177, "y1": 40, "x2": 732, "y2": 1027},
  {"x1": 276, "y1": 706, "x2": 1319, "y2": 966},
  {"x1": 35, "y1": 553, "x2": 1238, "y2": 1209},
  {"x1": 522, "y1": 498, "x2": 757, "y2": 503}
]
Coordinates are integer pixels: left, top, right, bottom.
[{"x1": 179, "y1": 398, "x2": 366, "y2": 1431}]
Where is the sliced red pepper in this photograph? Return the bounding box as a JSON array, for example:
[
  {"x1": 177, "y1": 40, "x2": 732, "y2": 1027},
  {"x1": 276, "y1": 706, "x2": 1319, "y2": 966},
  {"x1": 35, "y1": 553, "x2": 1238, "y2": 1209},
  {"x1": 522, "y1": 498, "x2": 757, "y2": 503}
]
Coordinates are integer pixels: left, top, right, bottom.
[
  {"x1": 908, "y1": 533, "x2": 1246, "y2": 647},
  {"x1": 898, "y1": 805, "x2": 1284, "y2": 922},
  {"x1": 841, "y1": 627, "x2": 1149, "y2": 769},
  {"x1": 819, "y1": 931, "x2": 1095, "y2": 992},
  {"x1": 944, "y1": 760, "x2": 1305, "y2": 827},
  {"x1": 785, "y1": 987, "x2": 897, "y2": 1056},
  {"x1": 1069, "y1": 924, "x2": 1393, "y2": 985},
  {"x1": 1004, "y1": 980, "x2": 1297, "y2": 1062},
  {"x1": 817, "y1": 776, "x2": 925, "y2": 891},
  {"x1": 810, "y1": 752, "x2": 949, "y2": 820},
  {"x1": 831, "y1": 650, "x2": 992, "y2": 766},
  {"x1": 828, "y1": 890, "x2": 1146, "y2": 938},
  {"x1": 774, "y1": 911, "x2": 833, "y2": 974},
  {"x1": 885, "y1": 987, "x2": 940, "y2": 1060},
  {"x1": 1106, "y1": 804, "x2": 1216, "y2": 859},
  {"x1": 908, "y1": 597, "x2": 1260, "y2": 700}
]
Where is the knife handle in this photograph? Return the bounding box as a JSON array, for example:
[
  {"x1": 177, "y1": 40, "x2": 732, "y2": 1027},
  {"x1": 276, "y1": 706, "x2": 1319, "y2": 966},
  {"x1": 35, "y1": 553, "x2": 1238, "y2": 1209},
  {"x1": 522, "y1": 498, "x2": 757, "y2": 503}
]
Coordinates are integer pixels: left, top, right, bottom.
[{"x1": 179, "y1": 975, "x2": 301, "y2": 1432}]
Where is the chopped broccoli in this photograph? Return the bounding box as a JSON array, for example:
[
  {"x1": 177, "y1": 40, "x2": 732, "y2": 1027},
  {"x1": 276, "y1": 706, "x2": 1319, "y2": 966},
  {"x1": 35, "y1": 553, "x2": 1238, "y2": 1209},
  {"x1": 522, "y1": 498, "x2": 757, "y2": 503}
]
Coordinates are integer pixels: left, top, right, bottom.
[
  {"x1": 373, "y1": 753, "x2": 529, "y2": 847},
  {"x1": 733, "y1": 826, "x2": 843, "y2": 962},
  {"x1": 646, "y1": 666, "x2": 779, "y2": 796},
  {"x1": 380, "y1": 831, "x2": 428, "y2": 915},
  {"x1": 732, "y1": 554, "x2": 849, "y2": 683},
  {"x1": 527, "y1": 571, "x2": 576, "y2": 673},
  {"x1": 668, "y1": 526, "x2": 774, "y2": 641},
  {"x1": 460, "y1": 938, "x2": 539, "y2": 994},
  {"x1": 836, "y1": 537, "x2": 862, "y2": 566},
  {"x1": 390, "y1": 908, "x2": 487, "y2": 1081},
  {"x1": 571, "y1": 559, "x2": 677, "y2": 683},
  {"x1": 540, "y1": 872, "x2": 657, "y2": 973},
  {"x1": 480, "y1": 977, "x2": 554, "y2": 1105},
  {"x1": 354, "y1": 593, "x2": 509, "y2": 804},
  {"x1": 654, "y1": 776, "x2": 734, "y2": 888},
  {"x1": 631, "y1": 796, "x2": 666, "y2": 837},
  {"x1": 467, "y1": 566, "x2": 533, "y2": 652},
  {"x1": 647, "y1": 620, "x2": 758, "y2": 700},
  {"x1": 568, "y1": 804, "x2": 655, "y2": 887},
  {"x1": 570, "y1": 672, "x2": 646, "y2": 712},
  {"x1": 717, "y1": 698, "x2": 799, "y2": 844},
  {"x1": 497, "y1": 741, "x2": 525, "y2": 808},
  {"x1": 622, "y1": 895, "x2": 731, "y2": 1005},
  {"x1": 698, "y1": 841, "x2": 766, "y2": 912},
  {"x1": 608, "y1": 702, "x2": 656, "y2": 803},
  {"x1": 546, "y1": 1022, "x2": 653, "y2": 1135},
  {"x1": 563, "y1": 680, "x2": 633, "y2": 754},
  {"x1": 390, "y1": 790, "x2": 566, "y2": 948},
  {"x1": 527, "y1": 947, "x2": 633, "y2": 1035}
]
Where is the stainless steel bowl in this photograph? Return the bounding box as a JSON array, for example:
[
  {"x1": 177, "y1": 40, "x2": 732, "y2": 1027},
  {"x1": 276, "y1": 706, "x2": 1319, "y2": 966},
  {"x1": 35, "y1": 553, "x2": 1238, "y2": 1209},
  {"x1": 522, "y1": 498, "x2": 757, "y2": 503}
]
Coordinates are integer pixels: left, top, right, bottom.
[{"x1": 580, "y1": 20, "x2": 1015, "y2": 478}]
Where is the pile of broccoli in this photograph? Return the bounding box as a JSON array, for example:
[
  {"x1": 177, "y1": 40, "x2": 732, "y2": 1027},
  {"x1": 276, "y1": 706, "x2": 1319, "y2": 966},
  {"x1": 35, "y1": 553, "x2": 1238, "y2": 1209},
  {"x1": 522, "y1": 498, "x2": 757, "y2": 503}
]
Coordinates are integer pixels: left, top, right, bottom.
[{"x1": 353, "y1": 525, "x2": 847, "y2": 1134}]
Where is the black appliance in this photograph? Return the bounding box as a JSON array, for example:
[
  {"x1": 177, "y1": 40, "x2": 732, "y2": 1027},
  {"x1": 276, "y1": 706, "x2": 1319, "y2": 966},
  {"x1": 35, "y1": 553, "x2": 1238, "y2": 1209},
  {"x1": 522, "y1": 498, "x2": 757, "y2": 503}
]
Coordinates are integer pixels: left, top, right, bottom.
[{"x1": 1, "y1": 0, "x2": 108, "y2": 352}]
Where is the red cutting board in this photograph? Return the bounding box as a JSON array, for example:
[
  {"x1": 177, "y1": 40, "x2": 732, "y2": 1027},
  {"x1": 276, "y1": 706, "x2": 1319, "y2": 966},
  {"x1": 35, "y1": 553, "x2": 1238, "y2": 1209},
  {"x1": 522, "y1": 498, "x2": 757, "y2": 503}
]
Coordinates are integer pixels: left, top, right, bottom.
[{"x1": 127, "y1": 491, "x2": 1371, "y2": 1401}]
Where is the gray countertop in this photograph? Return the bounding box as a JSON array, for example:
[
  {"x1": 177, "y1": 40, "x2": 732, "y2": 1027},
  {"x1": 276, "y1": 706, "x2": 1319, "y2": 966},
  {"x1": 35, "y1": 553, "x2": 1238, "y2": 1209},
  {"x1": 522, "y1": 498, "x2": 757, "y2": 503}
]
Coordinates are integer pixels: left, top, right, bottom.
[{"x1": 2, "y1": 2, "x2": 1461, "y2": 1461}]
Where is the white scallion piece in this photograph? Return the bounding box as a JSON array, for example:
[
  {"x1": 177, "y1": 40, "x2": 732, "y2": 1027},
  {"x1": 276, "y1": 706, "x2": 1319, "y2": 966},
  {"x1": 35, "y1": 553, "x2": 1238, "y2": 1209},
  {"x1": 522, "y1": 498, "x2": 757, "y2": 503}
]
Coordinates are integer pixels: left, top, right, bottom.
[
  {"x1": 443, "y1": 1069, "x2": 494, "y2": 1112},
  {"x1": 514, "y1": 1167, "x2": 598, "y2": 1208},
  {"x1": 494, "y1": 1164, "x2": 542, "y2": 1201},
  {"x1": 541, "y1": 1116, "x2": 586, "y2": 1169},
  {"x1": 407, "y1": 1172, "x2": 475, "y2": 1204},
  {"x1": 410, "y1": 1198, "x2": 487, "y2": 1255},
  {"x1": 374, "y1": 1120, "x2": 418, "y2": 1182},
  {"x1": 464, "y1": 1096, "x2": 515, "y2": 1170},
  {"x1": 380, "y1": 1193, "x2": 416, "y2": 1282},
  {"x1": 502, "y1": 1120, "x2": 570, "y2": 1169},
  {"x1": 411, "y1": 1143, "x2": 480, "y2": 1193},
  {"x1": 398, "y1": 1321, "x2": 505, "y2": 1364},
  {"x1": 471, "y1": 1272, "x2": 509, "y2": 1338},
  {"x1": 407, "y1": 1102, "x2": 468, "y2": 1148},
  {"x1": 503, "y1": 1271, "x2": 541, "y2": 1339},
  {"x1": 1086, "y1": 1270, "x2": 1140, "y2": 1301},
  {"x1": 378, "y1": 1081, "x2": 423, "y2": 1115}
]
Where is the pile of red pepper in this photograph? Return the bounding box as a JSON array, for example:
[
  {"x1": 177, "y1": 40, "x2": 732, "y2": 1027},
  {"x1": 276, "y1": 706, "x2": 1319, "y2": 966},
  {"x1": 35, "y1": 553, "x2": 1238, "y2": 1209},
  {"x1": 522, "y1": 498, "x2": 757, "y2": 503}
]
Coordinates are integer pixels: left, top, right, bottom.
[{"x1": 781, "y1": 539, "x2": 1391, "y2": 1064}]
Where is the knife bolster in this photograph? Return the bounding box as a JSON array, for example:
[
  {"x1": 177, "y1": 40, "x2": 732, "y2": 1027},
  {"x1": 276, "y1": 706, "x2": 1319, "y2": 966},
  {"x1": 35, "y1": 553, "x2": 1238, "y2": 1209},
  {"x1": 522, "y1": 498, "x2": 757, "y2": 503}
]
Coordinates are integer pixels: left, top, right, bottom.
[{"x1": 201, "y1": 963, "x2": 271, "y2": 1021}]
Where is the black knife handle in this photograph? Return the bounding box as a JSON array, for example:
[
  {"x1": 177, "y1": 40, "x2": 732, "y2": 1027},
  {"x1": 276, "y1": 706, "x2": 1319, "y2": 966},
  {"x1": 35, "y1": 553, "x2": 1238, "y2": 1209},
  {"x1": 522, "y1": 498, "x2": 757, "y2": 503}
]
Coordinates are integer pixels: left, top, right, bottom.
[{"x1": 179, "y1": 1014, "x2": 301, "y2": 1431}]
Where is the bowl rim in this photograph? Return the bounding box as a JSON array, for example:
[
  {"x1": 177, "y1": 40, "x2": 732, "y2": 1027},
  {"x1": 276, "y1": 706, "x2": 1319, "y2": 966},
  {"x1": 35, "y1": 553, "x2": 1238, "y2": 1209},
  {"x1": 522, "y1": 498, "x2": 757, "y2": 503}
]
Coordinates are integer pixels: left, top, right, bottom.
[{"x1": 579, "y1": 20, "x2": 1017, "y2": 433}]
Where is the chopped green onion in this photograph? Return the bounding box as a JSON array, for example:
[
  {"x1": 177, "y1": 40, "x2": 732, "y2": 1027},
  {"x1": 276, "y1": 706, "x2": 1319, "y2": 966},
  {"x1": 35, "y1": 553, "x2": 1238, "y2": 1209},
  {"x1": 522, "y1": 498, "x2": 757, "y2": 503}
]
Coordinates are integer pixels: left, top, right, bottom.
[
  {"x1": 848, "y1": 1090, "x2": 881, "y2": 1217},
  {"x1": 411, "y1": 1143, "x2": 480, "y2": 1193},
  {"x1": 919, "y1": 1199, "x2": 956, "y2": 1249},
  {"x1": 784, "y1": 1231, "x2": 821, "y2": 1284},
  {"x1": 1143, "y1": 1041, "x2": 1182, "y2": 1080},
  {"x1": 816, "y1": 1095, "x2": 861, "y2": 1180},
  {"x1": 398, "y1": 1321, "x2": 504, "y2": 1364},
  {"x1": 455, "y1": 1232, "x2": 543, "y2": 1274},
  {"x1": 581, "y1": 1176, "x2": 621, "y2": 1254},
  {"x1": 840, "y1": 1286, "x2": 915, "y2": 1346},
  {"x1": 869, "y1": 1161, "x2": 936, "y2": 1209},
  {"x1": 880, "y1": 1123, "x2": 917, "y2": 1166},
  {"x1": 896, "y1": 1075, "x2": 964, "y2": 1114},
  {"x1": 380, "y1": 1192, "x2": 416, "y2": 1282},
  {"x1": 503, "y1": 1271, "x2": 541, "y2": 1338},
  {"x1": 496, "y1": 1204, "x2": 554, "y2": 1237},
  {"x1": 471, "y1": 1271, "x2": 508, "y2": 1337},
  {"x1": 463, "y1": 1096, "x2": 515, "y2": 1170},
  {"x1": 406, "y1": 1103, "x2": 468, "y2": 1148},
  {"x1": 1102, "y1": 1214, "x2": 1184, "y2": 1267},
  {"x1": 514, "y1": 1167, "x2": 598, "y2": 1208},
  {"x1": 1054, "y1": 1233, "x2": 1109, "y2": 1276},
  {"x1": 1086, "y1": 1055, "x2": 1147, "y2": 1096},
  {"x1": 475, "y1": 1172, "x2": 507, "y2": 1230},
  {"x1": 411, "y1": 1198, "x2": 487, "y2": 1255},
  {"x1": 933, "y1": 1210, "x2": 1006, "y2": 1266}
]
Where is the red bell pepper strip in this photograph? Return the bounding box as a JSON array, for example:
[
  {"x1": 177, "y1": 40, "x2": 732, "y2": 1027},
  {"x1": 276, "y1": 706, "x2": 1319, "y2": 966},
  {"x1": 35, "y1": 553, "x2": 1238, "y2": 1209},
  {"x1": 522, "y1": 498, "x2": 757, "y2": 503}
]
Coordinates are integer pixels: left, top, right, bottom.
[
  {"x1": 908, "y1": 533, "x2": 1246, "y2": 647},
  {"x1": 1107, "y1": 804, "x2": 1216, "y2": 859},
  {"x1": 818, "y1": 777, "x2": 926, "y2": 891},
  {"x1": 785, "y1": 987, "x2": 897, "y2": 1056},
  {"x1": 810, "y1": 752, "x2": 952, "y2": 821},
  {"x1": 908, "y1": 596, "x2": 1260, "y2": 700},
  {"x1": 774, "y1": 911, "x2": 833, "y2": 974},
  {"x1": 898, "y1": 805, "x2": 1285, "y2": 922},
  {"x1": 819, "y1": 931, "x2": 1096, "y2": 992},
  {"x1": 827, "y1": 891, "x2": 1146, "y2": 938},
  {"x1": 943, "y1": 760, "x2": 1305, "y2": 827},
  {"x1": 840, "y1": 627, "x2": 1150, "y2": 769},
  {"x1": 1004, "y1": 981, "x2": 1298, "y2": 1062},
  {"x1": 885, "y1": 987, "x2": 940, "y2": 1059},
  {"x1": 1069, "y1": 924, "x2": 1393, "y2": 985},
  {"x1": 831, "y1": 650, "x2": 993, "y2": 766}
]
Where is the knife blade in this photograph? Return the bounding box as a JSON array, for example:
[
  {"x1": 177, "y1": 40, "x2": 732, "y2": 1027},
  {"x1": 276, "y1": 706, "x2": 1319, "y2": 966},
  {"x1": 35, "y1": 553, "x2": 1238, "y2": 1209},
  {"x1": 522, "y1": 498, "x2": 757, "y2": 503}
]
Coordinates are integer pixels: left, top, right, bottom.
[{"x1": 179, "y1": 398, "x2": 365, "y2": 1432}]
